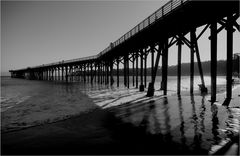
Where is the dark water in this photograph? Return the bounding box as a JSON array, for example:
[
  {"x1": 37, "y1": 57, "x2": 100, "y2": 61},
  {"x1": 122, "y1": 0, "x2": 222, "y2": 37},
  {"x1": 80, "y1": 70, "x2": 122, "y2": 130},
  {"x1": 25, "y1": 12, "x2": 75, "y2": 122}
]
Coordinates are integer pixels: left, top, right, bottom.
[{"x1": 1, "y1": 76, "x2": 239, "y2": 154}]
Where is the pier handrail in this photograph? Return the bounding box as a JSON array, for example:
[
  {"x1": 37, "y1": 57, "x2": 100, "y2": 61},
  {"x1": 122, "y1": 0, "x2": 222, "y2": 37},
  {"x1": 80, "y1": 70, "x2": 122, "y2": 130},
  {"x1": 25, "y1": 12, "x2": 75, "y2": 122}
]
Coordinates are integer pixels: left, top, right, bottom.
[{"x1": 101, "y1": 0, "x2": 188, "y2": 55}]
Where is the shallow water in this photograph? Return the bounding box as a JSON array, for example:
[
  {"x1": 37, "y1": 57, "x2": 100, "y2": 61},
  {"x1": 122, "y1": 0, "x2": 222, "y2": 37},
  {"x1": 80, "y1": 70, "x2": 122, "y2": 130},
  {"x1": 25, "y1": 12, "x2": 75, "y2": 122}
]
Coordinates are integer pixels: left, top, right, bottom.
[
  {"x1": 1, "y1": 75, "x2": 227, "y2": 112},
  {"x1": 1, "y1": 77, "x2": 98, "y2": 132}
]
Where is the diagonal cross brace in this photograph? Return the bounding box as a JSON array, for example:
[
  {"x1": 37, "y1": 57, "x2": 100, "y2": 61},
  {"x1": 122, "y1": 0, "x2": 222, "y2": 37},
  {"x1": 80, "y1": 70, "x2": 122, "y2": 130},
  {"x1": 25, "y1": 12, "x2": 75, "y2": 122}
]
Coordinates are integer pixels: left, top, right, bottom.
[{"x1": 147, "y1": 43, "x2": 163, "y2": 97}]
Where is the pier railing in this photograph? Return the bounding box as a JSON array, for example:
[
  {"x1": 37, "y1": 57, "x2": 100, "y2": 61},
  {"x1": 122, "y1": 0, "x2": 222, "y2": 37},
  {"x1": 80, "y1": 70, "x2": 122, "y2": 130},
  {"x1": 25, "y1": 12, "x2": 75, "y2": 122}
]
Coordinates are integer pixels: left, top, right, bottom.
[
  {"x1": 11, "y1": 0, "x2": 189, "y2": 71},
  {"x1": 100, "y1": 0, "x2": 188, "y2": 56}
]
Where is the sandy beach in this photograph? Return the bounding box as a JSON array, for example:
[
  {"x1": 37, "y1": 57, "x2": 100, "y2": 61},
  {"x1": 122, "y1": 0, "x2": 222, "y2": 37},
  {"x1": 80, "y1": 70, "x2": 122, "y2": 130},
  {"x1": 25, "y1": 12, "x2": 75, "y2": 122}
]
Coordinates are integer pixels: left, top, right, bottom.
[{"x1": 1, "y1": 81, "x2": 240, "y2": 155}]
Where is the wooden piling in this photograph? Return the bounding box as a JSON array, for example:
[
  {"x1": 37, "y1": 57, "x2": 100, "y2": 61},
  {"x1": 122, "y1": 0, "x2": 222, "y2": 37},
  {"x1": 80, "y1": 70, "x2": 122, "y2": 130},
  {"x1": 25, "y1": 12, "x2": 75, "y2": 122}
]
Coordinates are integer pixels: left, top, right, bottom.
[
  {"x1": 107, "y1": 63, "x2": 110, "y2": 85},
  {"x1": 66, "y1": 66, "x2": 68, "y2": 82},
  {"x1": 190, "y1": 30, "x2": 195, "y2": 94},
  {"x1": 94, "y1": 64, "x2": 96, "y2": 83},
  {"x1": 162, "y1": 39, "x2": 168, "y2": 95},
  {"x1": 110, "y1": 61, "x2": 114, "y2": 86},
  {"x1": 226, "y1": 15, "x2": 234, "y2": 100},
  {"x1": 210, "y1": 22, "x2": 217, "y2": 102},
  {"x1": 117, "y1": 59, "x2": 119, "y2": 87},
  {"x1": 70, "y1": 66, "x2": 73, "y2": 82},
  {"x1": 107, "y1": 63, "x2": 109, "y2": 85},
  {"x1": 103, "y1": 63, "x2": 105, "y2": 84},
  {"x1": 140, "y1": 49, "x2": 144, "y2": 91},
  {"x1": 83, "y1": 64, "x2": 86, "y2": 83},
  {"x1": 144, "y1": 50, "x2": 147, "y2": 88},
  {"x1": 132, "y1": 55, "x2": 135, "y2": 87},
  {"x1": 151, "y1": 45, "x2": 154, "y2": 82},
  {"x1": 88, "y1": 64, "x2": 90, "y2": 83},
  {"x1": 124, "y1": 55, "x2": 127, "y2": 87},
  {"x1": 91, "y1": 63, "x2": 93, "y2": 84},
  {"x1": 127, "y1": 55, "x2": 130, "y2": 88},
  {"x1": 101, "y1": 63, "x2": 103, "y2": 84},
  {"x1": 51, "y1": 68, "x2": 53, "y2": 81},
  {"x1": 177, "y1": 39, "x2": 183, "y2": 95},
  {"x1": 136, "y1": 51, "x2": 139, "y2": 88},
  {"x1": 193, "y1": 32, "x2": 207, "y2": 92},
  {"x1": 58, "y1": 67, "x2": 60, "y2": 81},
  {"x1": 97, "y1": 63, "x2": 100, "y2": 83},
  {"x1": 62, "y1": 66, "x2": 64, "y2": 81}
]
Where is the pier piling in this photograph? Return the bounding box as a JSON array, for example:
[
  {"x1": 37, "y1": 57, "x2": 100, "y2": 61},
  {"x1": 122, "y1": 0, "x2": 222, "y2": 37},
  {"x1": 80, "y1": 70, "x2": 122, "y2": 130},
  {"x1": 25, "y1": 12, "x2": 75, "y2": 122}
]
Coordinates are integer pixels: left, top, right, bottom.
[
  {"x1": 210, "y1": 21, "x2": 217, "y2": 102},
  {"x1": 226, "y1": 15, "x2": 234, "y2": 100},
  {"x1": 160, "y1": 39, "x2": 169, "y2": 95},
  {"x1": 190, "y1": 30, "x2": 195, "y2": 94},
  {"x1": 177, "y1": 38, "x2": 183, "y2": 95},
  {"x1": 117, "y1": 58, "x2": 119, "y2": 87},
  {"x1": 140, "y1": 49, "x2": 144, "y2": 91},
  {"x1": 136, "y1": 51, "x2": 139, "y2": 89}
]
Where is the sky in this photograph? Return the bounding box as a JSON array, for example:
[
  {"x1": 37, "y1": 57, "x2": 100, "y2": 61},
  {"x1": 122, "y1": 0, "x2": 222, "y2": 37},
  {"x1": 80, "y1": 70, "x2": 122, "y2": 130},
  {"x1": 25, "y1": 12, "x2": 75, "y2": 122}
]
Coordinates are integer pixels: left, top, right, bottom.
[{"x1": 1, "y1": 0, "x2": 240, "y2": 76}]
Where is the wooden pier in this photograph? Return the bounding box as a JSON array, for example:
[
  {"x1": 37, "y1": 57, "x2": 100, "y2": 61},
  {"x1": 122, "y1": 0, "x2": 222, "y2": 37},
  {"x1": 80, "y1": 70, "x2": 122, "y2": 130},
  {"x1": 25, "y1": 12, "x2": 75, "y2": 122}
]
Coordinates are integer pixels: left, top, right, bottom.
[{"x1": 10, "y1": 0, "x2": 239, "y2": 104}]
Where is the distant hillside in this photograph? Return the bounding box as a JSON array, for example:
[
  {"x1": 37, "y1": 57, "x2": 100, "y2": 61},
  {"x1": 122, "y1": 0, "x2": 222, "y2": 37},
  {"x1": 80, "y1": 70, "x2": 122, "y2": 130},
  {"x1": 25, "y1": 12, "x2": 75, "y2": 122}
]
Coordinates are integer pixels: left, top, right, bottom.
[
  {"x1": 112, "y1": 60, "x2": 230, "y2": 76},
  {"x1": 167, "y1": 60, "x2": 227, "y2": 76}
]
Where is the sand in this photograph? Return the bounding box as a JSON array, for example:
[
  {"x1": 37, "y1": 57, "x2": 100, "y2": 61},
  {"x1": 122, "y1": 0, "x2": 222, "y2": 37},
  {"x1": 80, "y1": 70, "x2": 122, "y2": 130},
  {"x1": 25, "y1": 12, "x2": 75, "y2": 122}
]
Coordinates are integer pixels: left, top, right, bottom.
[
  {"x1": 1, "y1": 108, "x2": 118, "y2": 155},
  {"x1": 1, "y1": 84, "x2": 240, "y2": 155}
]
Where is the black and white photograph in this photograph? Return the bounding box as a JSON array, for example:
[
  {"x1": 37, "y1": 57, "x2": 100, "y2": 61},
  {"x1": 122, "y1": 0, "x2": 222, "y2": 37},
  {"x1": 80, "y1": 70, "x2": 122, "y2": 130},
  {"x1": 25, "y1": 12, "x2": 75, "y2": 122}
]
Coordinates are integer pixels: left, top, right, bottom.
[{"x1": 1, "y1": 0, "x2": 240, "y2": 155}]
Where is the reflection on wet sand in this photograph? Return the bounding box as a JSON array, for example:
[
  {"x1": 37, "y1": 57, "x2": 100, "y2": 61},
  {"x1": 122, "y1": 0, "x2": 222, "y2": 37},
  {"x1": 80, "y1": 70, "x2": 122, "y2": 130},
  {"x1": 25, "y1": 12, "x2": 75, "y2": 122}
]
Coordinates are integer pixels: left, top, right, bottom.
[
  {"x1": 107, "y1": 92, "x2": 239, "y2": 154},
  {"x1": 162, "y1": 97, "x2": 172, "y2": 143},
  {"x1": 211, "y1": 103, "x2": 220, "y2": 145},
  {"x1": 199, "y1": 95, "x2": 206, "y2": 136},
  {"x1": 191, "y1": 96, "x2": 202, "y2": 152},
  {"x1": 178, "y1": 96, "x2": 187, "y2": 149}
]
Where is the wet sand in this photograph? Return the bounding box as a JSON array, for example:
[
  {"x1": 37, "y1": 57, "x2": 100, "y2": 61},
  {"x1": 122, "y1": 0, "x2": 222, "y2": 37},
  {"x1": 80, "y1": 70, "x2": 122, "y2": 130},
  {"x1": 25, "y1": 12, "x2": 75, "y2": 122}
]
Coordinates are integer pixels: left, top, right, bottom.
[
  {"x1": 2, "y1": 107, "x2": 189, "y2": 155},
  {"x1": 1, "y1": 84, "x2": 240, "y2": 155},
  {"x1": 0, "y1": 106, "x2": 208, "y2": 155},
  {"x1": 2, "y1": 108, "x2": 119, "y2": 155}
]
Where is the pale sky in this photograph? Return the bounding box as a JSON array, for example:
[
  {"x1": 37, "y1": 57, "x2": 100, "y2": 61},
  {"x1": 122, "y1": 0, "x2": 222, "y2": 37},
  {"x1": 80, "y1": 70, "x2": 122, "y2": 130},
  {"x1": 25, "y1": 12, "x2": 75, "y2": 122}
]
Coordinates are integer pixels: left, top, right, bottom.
[{"x1": 1, "y1": 1, "x2": 240, "y2": 76}]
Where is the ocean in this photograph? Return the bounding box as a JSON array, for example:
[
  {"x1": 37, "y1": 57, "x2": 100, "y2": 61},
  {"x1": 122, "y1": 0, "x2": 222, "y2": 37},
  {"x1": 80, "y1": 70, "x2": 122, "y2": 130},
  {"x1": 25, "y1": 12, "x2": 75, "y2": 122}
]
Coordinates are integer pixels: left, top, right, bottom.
[{"x1": 1, "y1": 75, "x2": 226, "y2": 113}]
